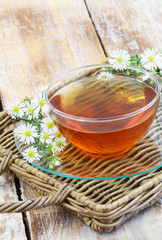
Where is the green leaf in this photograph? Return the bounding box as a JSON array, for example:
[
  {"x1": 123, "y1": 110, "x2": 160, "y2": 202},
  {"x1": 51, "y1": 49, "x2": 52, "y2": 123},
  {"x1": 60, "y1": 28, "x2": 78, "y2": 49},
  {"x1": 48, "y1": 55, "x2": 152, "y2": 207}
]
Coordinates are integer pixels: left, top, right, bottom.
[{"x1": 24, "y1": 96, "x2": 31, "y2": 103}]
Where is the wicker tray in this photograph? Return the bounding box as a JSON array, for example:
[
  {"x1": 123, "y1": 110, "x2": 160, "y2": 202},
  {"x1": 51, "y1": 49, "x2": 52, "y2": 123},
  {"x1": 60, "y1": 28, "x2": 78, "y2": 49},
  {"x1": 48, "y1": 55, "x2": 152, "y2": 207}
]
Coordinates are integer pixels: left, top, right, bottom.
[{"x1": 0, "y1": 110, "x2": 162, "y2": 232}]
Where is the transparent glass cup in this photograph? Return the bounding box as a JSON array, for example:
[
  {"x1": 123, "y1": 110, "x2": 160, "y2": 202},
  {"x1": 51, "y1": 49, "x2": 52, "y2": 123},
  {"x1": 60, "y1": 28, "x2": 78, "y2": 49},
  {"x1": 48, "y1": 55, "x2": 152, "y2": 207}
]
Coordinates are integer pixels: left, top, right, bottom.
[{"x1": 45, "y1": 64, "x2": 160, "y2": 157}]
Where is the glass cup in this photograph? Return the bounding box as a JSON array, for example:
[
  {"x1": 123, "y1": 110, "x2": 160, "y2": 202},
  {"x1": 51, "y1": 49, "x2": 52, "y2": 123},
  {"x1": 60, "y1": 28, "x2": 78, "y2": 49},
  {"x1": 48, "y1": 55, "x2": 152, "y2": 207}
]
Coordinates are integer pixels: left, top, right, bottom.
[{"x1": 45, "y1": 64, "x2": 160, "y2": 157}]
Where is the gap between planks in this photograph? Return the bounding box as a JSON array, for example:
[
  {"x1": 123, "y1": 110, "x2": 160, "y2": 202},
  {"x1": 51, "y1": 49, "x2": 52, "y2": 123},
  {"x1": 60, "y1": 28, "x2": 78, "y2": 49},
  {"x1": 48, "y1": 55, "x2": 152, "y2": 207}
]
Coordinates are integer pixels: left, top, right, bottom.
[
  {"x1": 0, "y1": 97, "x2": 3, "y2": 112},
  {"x1": 83, "y1": 0, "x2": 107, "y2": 57},
  {"x1": 0, "y1": 1, "x2": 106, "y2": 239},
  {"x1": 14, "y1": 177, "x2": 31, "y2": 240}
]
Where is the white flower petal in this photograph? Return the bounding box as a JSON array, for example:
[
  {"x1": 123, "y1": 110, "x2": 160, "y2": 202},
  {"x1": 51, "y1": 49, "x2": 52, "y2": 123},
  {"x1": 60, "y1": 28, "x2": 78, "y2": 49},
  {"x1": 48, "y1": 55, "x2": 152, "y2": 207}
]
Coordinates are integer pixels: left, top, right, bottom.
[
  {"x1": 14, "y1": 122, "x2": 38, "y2": 144},
  {"x1": 32, "y1": 92, "x2": 50, "y2": 116},
  {"x1": 54, "y1": 137, "x2": 67, "y2": 152},
  {"x1": 109, "y1": 49, "x2": 130, "y2": 70},
  {"x1": 23, "y1": 147, "x2": 40, "y2": 162},
  {"x1": 23, "y1": 101, "x2": 39, "y2": 120},
  {"x1": 51, "y1": 142, "x2": 58, "y2": 154},
  {"x1": 8, "y1": 102, "x2": 25, "y2": 119},
  {"x1": 41, "y1": 115, "x2": 58, "y2": 134},
  {"x1": 97, "y1": 71, "x2": 113, "y2": 80},
  {"x1": 141, "y1": 48, "x2": 162, "y2": 70},
  {"x1": 53, "y1": 158, "x2": 61, "y2": 166},
  {"x1": 40, "y1": 132, "x2": 54, "y2": 144}
]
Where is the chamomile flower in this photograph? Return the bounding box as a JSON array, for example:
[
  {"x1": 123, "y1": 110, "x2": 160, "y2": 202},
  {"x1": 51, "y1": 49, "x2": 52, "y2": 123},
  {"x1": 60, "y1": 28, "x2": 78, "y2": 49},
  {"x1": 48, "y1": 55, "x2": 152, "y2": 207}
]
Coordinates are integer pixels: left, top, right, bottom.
[
  {"x1": 53, "y1": 157, "x2": 61, "y2": 166},
  {"x1": 51, "y1": 144, "x2": 58, "y2": 155},
  {"x1": 109, "y1": 49, "x2": 130, "y2": 70},
  {"x1": 14, "y1": 122, "x2": 38, "y2": 145},
  {"x1": 23, "y1": 101, "x2": 39, "y2": 120},
  {"x1": 32, "y1": 92, "x2": 50, "y2": 116},
  {"x1": 41, "y1": 115, "x2": 58, "y2": 134},
  {"x1": 8, "y1": 102, "x2": 25, "y2": 119},
  {"x1": 55, "y1": 131, "x2": 63, "y2": 138},
  {"x1": 54, "y1": 137, "x2": 67, "y2": 153},
  {"x1": 48, "y1": 157, "x2": 61, "y2": 169},
  {"x1": 97, "y1": 71, "x2": 113, "y2": 80},
  {"x1": 51, "y1": 137, "x2": 67, "y2": 154},
  {"x1": 40, "y1": 132, "x2": 54, "y2": 145},
  {"x1": 23, "y1": 147, "x2": 40, "y2": 162},
  {"x1": 141, "y1": 48, "x2": 162, "y2": 70}
]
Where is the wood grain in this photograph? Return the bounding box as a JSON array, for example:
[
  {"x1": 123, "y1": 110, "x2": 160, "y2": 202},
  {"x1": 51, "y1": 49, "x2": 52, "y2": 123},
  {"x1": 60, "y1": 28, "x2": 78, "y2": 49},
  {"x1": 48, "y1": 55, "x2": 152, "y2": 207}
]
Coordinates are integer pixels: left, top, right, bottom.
[
  {"x1": 0, "y1": 0, "x2": 161, "y2": 239},
  {"x1": 0, "y1": 0, "x2": 105, "y2": 108},
  {"x1": 0, "y1": 0, "x2": 105, "y2": 239},
  {"x1": 0, "y1": 174, "x2": 27, "y2": 240},
  {"x1": 85, "y1": 0, "x2": 162, "y2": 54},
  {"x1": 123, "y1": 200, "x2": 162, "y2": 240}
]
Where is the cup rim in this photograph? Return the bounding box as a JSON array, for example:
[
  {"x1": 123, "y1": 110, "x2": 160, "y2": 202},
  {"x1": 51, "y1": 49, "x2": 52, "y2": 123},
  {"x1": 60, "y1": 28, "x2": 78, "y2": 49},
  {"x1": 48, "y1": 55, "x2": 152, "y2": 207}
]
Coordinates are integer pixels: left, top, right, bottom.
[{"x1": 45, "y1": 64, "x2": 160, "y2": 123}]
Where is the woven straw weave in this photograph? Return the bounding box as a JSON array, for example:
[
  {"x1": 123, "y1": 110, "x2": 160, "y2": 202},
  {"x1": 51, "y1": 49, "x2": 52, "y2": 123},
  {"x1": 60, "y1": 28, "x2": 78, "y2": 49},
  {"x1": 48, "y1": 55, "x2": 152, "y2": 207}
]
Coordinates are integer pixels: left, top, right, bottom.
[{"x1": 0, "y1": 105, "x2": 162, "y2": 232}]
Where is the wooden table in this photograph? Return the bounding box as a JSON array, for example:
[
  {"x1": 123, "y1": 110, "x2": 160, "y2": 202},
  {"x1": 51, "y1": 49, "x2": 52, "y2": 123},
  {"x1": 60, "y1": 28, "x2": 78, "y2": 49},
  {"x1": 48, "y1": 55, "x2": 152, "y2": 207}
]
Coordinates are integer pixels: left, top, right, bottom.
[{"x1": 0, "y1": 0, "x2": 162, "y2": 239}]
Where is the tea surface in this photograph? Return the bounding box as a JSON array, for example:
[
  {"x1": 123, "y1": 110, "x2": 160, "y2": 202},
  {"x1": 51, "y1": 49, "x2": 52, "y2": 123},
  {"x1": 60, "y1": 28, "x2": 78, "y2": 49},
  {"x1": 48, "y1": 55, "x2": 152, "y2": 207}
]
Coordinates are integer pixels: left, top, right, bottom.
[{"x1": 51, "y1": 76, "x2": 157, "y2": 155}]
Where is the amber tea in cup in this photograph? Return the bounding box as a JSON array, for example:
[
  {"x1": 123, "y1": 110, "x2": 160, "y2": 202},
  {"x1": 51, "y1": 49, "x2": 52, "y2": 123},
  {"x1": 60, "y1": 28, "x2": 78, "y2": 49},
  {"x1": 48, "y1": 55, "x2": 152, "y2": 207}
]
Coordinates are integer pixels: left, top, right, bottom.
[{"x1": 46, "y1": 64, "x2": 160, "y2": 157}]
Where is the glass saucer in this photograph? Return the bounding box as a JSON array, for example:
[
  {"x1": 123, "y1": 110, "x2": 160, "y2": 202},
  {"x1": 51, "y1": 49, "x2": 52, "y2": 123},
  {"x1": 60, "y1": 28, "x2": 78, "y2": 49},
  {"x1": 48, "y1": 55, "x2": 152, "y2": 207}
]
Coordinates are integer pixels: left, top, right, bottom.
[{"x1": 15, "y1": 103, "x2": 162, "y2": 180}]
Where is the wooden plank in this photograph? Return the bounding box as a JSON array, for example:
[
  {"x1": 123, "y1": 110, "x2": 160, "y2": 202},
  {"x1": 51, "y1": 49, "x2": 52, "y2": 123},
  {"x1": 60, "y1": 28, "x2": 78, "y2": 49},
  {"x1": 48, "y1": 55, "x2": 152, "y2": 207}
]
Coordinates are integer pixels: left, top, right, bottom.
[
  {"x1": 0, "y1": 0, "x2": 161, "y2": 239},
  {"x1": 0, "y1": 0, "x2": 105, "y2": 108},
  {"x1": 0, "y1": 1, "x2": 28, "y2": 238},
  {"x1": 123, "y1": 200, "x2": 162, "y2": 240},
  {"x1": 85, "y1": 0, "x2": 162, "y2": 54},
  {"x1": 0, "y1": 0, "x2": 107, "y2": 239},
  {"x1": 85, "y1": 0, "x2": 162, "y2": 239},
  {"x1": 0, "y1": 174, "x2": 27, "y2": 240}
]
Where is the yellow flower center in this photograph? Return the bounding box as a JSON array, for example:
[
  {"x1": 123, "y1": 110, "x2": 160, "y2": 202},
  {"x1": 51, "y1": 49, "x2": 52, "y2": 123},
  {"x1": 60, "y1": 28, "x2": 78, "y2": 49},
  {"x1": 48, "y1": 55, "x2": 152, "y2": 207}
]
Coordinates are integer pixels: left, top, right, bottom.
[
  {"x1": 28, "y1": 107, "x2": 34, "y2": 115},
  {"x1": 25, "y1": 130, "x2": 31, "y2": 137},
  {"x1": 102, "y1": 74, "x2": 108, "y2": 78},
  {"x1": 56, "y1": 140, "x2": 62, "y2": 147},
  {"x1": 39, "y1": 99, "x2": 45, "y2": 106},
  {"x1": 55, "y1": 131, "x2": 62, "y2": 138},
  {"x1": 13, "y1": 106, "x2": 19, "y2": 113},
  {"x1": 149, "y1": 56, "x2": 155, "y2": 62},
  {"x1": 52, "y1": 147, "x2": 57, "y2": 152},
  {"x1": 28, "y1": 151, "x2": 34, "y2": 157},
  {"x1": 116, "y1": 56, "x2": 123, "y2": 62},
  {"x1": 43, "y1": 134, "x2": 49, "y2": 140},
  {"x1": 47, "y1": 122, "x2": 53, "y2": 128}
]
